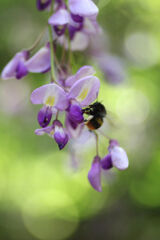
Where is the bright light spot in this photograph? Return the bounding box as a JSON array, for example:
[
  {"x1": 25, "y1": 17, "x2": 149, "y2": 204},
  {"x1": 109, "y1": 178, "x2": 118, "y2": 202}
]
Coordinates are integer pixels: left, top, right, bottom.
[
  {"x1": 124, "y1": 32, "x2": 160, "y2": 68},
  {"x1": 22, "y1": 190, "x2": 79, "y2": 240},
  {"x1": 139, "y1": 0, "x2": 160, "y2": 12},
  {"x1": 0, "y1": 80, "x2": 30, "y2": 115},
  {"x1": 130, "y1": 150, "x2": 160, "y2": 207},
  {"x1": 116, "y1": 89, "x2": 150, "y2": 125}
]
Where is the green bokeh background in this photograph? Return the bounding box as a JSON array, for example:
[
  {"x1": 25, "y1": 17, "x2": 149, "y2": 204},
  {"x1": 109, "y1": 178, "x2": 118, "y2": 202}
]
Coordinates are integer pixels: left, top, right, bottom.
[{"x1": 0, "y1": 0, "x2": 160, "y2": 239}]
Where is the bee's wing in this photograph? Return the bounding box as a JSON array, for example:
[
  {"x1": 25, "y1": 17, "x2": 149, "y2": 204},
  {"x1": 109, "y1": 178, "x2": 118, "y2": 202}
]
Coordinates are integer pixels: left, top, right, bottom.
[{"x1": 105, "y1": 110, "x2": 120, "y2": 128}]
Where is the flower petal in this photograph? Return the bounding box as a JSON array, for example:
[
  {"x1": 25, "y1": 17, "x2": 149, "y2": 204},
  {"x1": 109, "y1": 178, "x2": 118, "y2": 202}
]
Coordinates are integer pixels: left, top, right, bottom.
[
  {"x1": 88, "y1": 156, "x2": 102, "y2": 192},
  {"x1": 71, "y1": 32, "x2": 89, "y2": 51},
  {"x1": 53, "y1": 120, "x2": 69, "y2": 150},
  {"x1": 101, "y1": 154, "x2": 113, "y2": 170},
  {"x1": 83, "y1": 18, "x2": 101, "y2": 35},
  {"x1": 54, "y1": 129, "x2": 69, "y2": 150},
  {"x1": 68, "y1": 76, "x2": 100, "y2": 107},
  {"x1": 98, "y1": 55, "x2": 126, "y2": 85},
  {"x1": 48, "y1": 9, "x2": 69, "y2": 26},
  {"x1": 25, "y1": 46, "x2": 50, "y2": 73},
  {"x1": 37, "y1": 106, "x2": 52, "y2": 127},
  {"x1": 58, "y1": 32, "x2": 89, "y2": 51},
  {"x1": 16, "y1": 61, "x2": 28, "y2": 79},
  {"x1": 65, "y1": 113, "x2": 84, "y2": 139},
  {"x1": 111, "y1": 146, "x2": 129, "y2": 170},
  {"x1": 68, "y1": 104, "x2": 84, "y2": 124},
  {"x1": 65, "y1": 65, "x2": 95, "y2": 87},
  {"x1": 1, "y1": 51, "x2": 28, "y2": 80},
  {"x1": 69, "y1": 0, "x2": 99, "y2": 18},
  {"x1": 35, "y1": 126, "x2": 53, "y2": 135},
  {"x1": 30, "y1": 83, "x2": 69, "y2": 110}
]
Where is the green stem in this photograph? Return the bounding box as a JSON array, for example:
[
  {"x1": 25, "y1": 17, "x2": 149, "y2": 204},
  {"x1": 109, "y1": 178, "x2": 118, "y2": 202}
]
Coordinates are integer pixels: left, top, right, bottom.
[
  {"x1": 48, "y1": 0, "x2": 56, "y2": 82},
  {"x1": 67, "y1": 29, "x2": 72, "y2": 68},
  {"x1": 48, "y1": 25, "x2": 56, "y2": 82},
  {"x1": 26, "y1": 27, "x2": 46, "y2": 52},
  {"x1": 98, "y1": 129, "x2": 110, "y2": 140}
]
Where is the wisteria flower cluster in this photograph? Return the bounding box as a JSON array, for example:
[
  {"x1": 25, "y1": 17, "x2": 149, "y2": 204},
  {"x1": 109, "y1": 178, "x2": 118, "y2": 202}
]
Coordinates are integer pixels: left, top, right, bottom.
[{"x1": 1, "y1": 0, "x2": 129, "y2": 192}]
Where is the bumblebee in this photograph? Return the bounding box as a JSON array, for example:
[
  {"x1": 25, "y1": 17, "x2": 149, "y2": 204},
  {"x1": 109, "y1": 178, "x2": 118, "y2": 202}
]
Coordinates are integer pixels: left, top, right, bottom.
[{"x1": 82, "y1": 102, "x2": 107, "y2": 130}]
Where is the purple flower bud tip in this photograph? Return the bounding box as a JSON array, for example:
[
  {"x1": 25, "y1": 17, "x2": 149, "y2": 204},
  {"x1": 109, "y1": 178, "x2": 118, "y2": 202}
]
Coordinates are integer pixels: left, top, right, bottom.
[
  {"x1": 88, "y1": 156, "x2": 102, "y2": 192},
  {"x1": 56, "y1": 135, "x2": 69, "y2": 150},
  {"x1": 53, "y1": 121, "x2": 69, "y2": 150},
  {"x1": 108, "y1": 139, "x2": 119, "y2": 150},
  {"x1": 104, "y1": 140, "x2": 129, "y2": 171},
  {"x1": 101, "y1": 154, "x2": 113, "y2": 170},
  {"x1": 36, "y1": 0, "x2": 52, "y2": 11},
  {"x1": 37, "y1": 106, "x2": 52, "y2": 128},
  {"x1": 52, "y1": 119, "x2": 63, "y2": 128}
]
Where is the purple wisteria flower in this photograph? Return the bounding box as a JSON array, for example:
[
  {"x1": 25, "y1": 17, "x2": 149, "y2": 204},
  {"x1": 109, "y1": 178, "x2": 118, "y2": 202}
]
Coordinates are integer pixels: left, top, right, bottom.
[
  {"x1": 97, "y1": 54, "x2": 126, "y2": 85},
  {"x1": 30, "y1": 65, "x2": 100, "y2": 140},
  {"x1": 101, "y1": 139, "x2": 129, "y2": 171},
  {"x1": 48, "y1": 8, "x2": 69, "y2": 36},
  {"x1": 88, "y1": 140, "x2": 129, "y2": 192},
  {"x1": 88, "y1": 156, "x2": 102, "y2": 192},
  {"x1": 1, "y1": 51, "x2": 29, "y2": 80},
  {"x1": 53, "y1": 120, "x2": 69, "y2": 149},
  {"x1": 1, "y1": 45, "x2": 51, "y2": 80},
  {"x1": 64, "y1": 67, "x2": 100, "y2": 138},
  {"x1": 31, "y1": 83, "x2": 69, "y2": 110},
  {"x1": 31, "y1": 83, "x2": 69, "y2": 127},
  {"x1": 37, "y1": 105, "x2": 53, "y2": 127},
  {"x1": 48, "y1": 0, "x2": 100, "y2": 50},
  {"x1": 35, "y1": 120, "x2": 69, "y2": 150}
]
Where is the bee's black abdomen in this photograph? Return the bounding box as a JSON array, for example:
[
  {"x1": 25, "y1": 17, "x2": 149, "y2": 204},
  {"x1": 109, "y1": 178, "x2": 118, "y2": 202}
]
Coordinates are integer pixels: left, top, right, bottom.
[{"x1": 86, "y1": 117, "x2": 103, "y2": 130}]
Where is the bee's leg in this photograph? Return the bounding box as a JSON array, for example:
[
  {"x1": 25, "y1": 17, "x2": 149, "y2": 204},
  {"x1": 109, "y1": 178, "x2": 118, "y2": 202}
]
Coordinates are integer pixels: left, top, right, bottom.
[{"x1": 82, "y1": 108, "x2": 90, "y2": 114}]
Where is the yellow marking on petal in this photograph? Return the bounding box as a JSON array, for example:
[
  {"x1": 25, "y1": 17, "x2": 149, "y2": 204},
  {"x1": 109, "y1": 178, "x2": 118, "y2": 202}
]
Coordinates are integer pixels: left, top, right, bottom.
[
  {"x1": 50, "y1": 130, "x2": 54, "y2": 136},
  {"x1": 45, "y1": 96, "x2": 55, "y2": 106},
  {"x1": 57, "y1": 25, "x2": 64, "y2": 30},
  {"x1": 77, "y1": 87, "x2": 89, "y2": 102}
]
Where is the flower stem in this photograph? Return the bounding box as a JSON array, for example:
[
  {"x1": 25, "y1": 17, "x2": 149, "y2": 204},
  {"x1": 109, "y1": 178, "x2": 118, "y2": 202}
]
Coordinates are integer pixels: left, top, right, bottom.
[
  {"x1": 55, "y1": 110, "x2": 59, "y2": 120},
  {"x1": 94, "y1": 131, "x2": 99, "y2": 156},
  {"x1": 98, "y1": 129, "x2": 110, "y2": 140},
  {"x1": 48, "y1": 0, "x2": 56, "y2": 82},
  {"x1": 48, "y1": 25, "x2": 56, "y2": 82},
  {"x1": 26, "y1": 27, "x2": 46, "y2": 52}
]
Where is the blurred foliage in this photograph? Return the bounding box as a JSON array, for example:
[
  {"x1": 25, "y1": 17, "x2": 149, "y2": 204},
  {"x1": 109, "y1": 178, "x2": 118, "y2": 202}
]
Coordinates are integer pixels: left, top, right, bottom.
[{"x1": 0, "y1": 0, "x2": 160, "y2": 239}]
